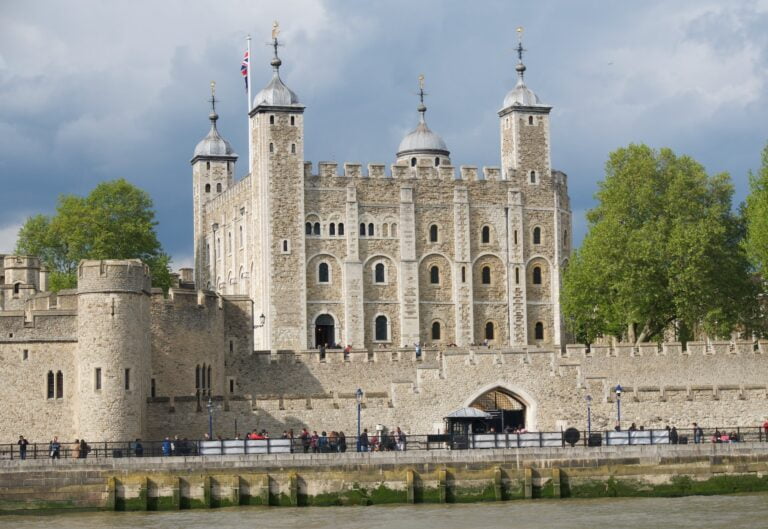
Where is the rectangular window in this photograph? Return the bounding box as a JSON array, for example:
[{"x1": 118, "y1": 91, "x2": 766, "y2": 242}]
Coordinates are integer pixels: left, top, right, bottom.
[
  {"x1": 124, "y1": 368, "x2": 131, "y2": 390},
  {"x1": 95, "y1": 368, "x2": 102, "y2": 391},
  {"x1": 229, "y1": 378, "x2": 235, "y2": 394},
  {"x1": 151, "y1": 378, "x2": 156, "y2": 398},
  {"x1": 23, "y1": 349, "x2": 28, "y2": 361}
]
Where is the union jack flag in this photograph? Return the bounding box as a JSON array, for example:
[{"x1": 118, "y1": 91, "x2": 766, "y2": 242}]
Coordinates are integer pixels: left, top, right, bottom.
[{"x1": 241, "y1": 50, "x2": 249, "y2": 91}]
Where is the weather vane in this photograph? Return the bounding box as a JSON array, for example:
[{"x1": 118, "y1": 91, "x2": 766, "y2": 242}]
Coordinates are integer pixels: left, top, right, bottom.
[
  {"x1": 209, "y1": 80, "x2": 217, "y2": 113},
  {"x1": 516, "y1": 26, "x2": 526, "y2": 62},
  {"x1": 272, "y1": 20, "x2": 280, "y2": 40}
]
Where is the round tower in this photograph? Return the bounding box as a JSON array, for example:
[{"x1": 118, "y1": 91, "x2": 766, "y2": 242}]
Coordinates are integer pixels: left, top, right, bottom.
[{"x1": 74, "y1": 259, "x2": 151, "y2": 441}]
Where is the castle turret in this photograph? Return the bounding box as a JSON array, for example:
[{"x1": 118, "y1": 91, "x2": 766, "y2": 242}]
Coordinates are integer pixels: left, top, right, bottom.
[
  {"x1": 74, "y1": 260, "x2": 151, "y2": 441},
  {"x1": 395, "y1": 75, "x2": 451, "y2": 169},
  {"x1": 1, "y1": 255, "x2": 42, "y2": 310},
  {"x1": 192, "y1": 81, "x2": 238, "y2": 290}
]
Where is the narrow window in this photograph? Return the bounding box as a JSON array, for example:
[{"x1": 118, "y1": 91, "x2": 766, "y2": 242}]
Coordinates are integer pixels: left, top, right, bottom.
[
  {"x1": 482, "y1": 266, "x2": 491, "y2": 285},
  {"x1": 205, "y1": 183, "x2": 211, "y2": 193},
  {"x1": 151, "y1": 378, "x2": 156, "y2": 398},
  {"x1": 391, "y1": 223, "x2": 398, "y2": 237},
  {"x1": 329, "y1": 223, "x2": 335, "y2": 236},
  {"x1": 514, "y1": 230, "x2": 518, "y2": 245},
  {"x1": 318, "y1": 262, "x2": 330, "y2": 283},
  {"x1": 533, "y1": 227, "x2": 541, "y2": 245},
  {"x1": 368, "y1": 223, "x2": 374, "y2": 236},
  {"x1": 13, "y1": 283, "x2": 20, "y2": 295},
  {"x1": 359, "y1": 223, "x2": 366, "y2": 236},
  {"x1": 411, "y1": 157, "x2": 417, "y2": 167},
  {"x1": 375, "y1": 263, "x2": 385, "y2": 284},
  {"x1": 282, "y1": 239, "x2": 289, "y2": 252},
  {"x1": 375, "y1": 315, "x2": 388, "y2": 341},
  {"x1": 207, "y1": 366, "x2": 212, "y2": 390},
  {"x1": 530, "y1": 171, "x2": 536, "y2": 184},
  {"x1": 461, "y1": 266, "x2": 466, "y2": 283},
  {"x1": 239, "y1": 225, "x2": 243, "y2": 246},
  {"x1": 55, "y1": 370, "x2": 63, "y2": 398},
  {"x1": 528, "y1": 116, "x2": 534, "y2": 125},
  {"x1": 515, "y1": 267, "x2": 520, "y2": 284},
  {"x1": 229, "y1": 340, "x2": 233, "y2": 353},
  {"x1": 313, "y1": 222, "x2": 320, "y2": 236},
  {"x1": 269, "y1": 115, "x2": 275, "y2": 124},
  {"x1": 95, "y1": 368, "x2": 102, "y2": 391},
  {"x1": 228, "y1": 232, "x2": 232, "y2": 253},
  {"x1": 269, "y1": 142, "x2": 274, "y2": 153},
  {"x1": 216, "y1": 183, "x2": 222, "y2": 192},
  {"x1": 533, "y1": 266, "x2": 542, "y2": 285},
  {"x1": 305, "y1": 222, "x2": 312, "y2": 235},
  {"x1": 195, "y1": 365, "x2": 200, "y2": 390},
  {"x1": 535, "y1": 322, "x2": 544, "y2": 340},
  {"x1": 23, "y1": 349, "x2": 28, "y2": 361},
  {"x1": 47, "y1": 371, "x2": 54, "y2": 399},
  {"x1": 291, "y1": 143, "x2": 296, "y2": 154},
  {"x1": 429, "y1": 224, "x2": 438, "y2": 242},
  {"x1": 124, "y1": 368, "x2": 130, "y2": 391},
  {"x1": 201, "y1": 363, "x2": 207, "y2": 390},
  {"x1": 338, "y1": 223, "x2": 344, "y2": 235},
  {"x1": 206, "y1": 161, "x2": 210, "y2": 170},
  {"x1": 430, "y1": 265, "x2": 440, "y2": 284},
  {"x1": 432, "y1": 321, "x2": 441, "y2": 340},
  {"x1": 481, "y1": 226, "x2": 490, "y2": 244},
  {"x1": 435, "y1": 157, "x2": 440, "y2": 167},
  {"x1": 563, "y1": 230, "x2": 568, "y2": 248},
  {"x1": 229, "y1": 379, "x2": 235, "y2": 393},
  {"x1": 290, "y1": 116, "x2": 295, "y2": 126},
  {"x1": 485, "y1": 322, "x2": 494, "y2": 340}
]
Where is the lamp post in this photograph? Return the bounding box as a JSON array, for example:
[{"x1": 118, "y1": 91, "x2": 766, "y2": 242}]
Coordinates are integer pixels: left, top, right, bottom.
[
  {"x1": 207, "y1": 397, "x2": 214, "y2": 440},
  {"x1": 586, "y1": 395, "x2": 592, "y2": 437},
  {"x1": 254, "y1": 313, "x2": 266, "y2": 329},
  {"x1": 614, "y1": 384, "x2": 623, "y2": 430},
  {"x1": 355, "y1": 388, "x2": 363, "y2": 452}
]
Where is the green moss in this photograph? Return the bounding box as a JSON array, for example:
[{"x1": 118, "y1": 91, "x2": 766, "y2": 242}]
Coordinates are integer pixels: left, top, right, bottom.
[
  {"x1": 146, "y1": 496, "x2": 178, "y2": 511},
  {"x1": 368, "y1": 484, "x2": 407, "y2": 505},
  {"x1": 450, "y1": 484, "x2": 498, "y2": 503},
  {"x1": 269, "y1": 492, "x2": 294, "y2": 507},
  {"x1": 240, "y1": 493, "x2": 268, "y2": 506},
  {"x1": 535, "y1": 481, "x2": 555, "y2": 499},
  {"x1": 564, "y1": 473, "x2": 768, "y2": 499},
  {"x1": 179, "y1": 497, "x2": 207, "y2": 510}
]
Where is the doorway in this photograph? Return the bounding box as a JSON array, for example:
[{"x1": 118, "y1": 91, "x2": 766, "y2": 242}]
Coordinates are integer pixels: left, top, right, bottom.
[
  {"x1": 314, "y1": 314, "x2": 335, "y2": 348},
  {"x1": 469, "y1": 387, "x2": 526, "y2": 433}
]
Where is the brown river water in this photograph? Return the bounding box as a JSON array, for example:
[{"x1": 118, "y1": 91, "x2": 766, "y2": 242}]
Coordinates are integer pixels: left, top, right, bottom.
[{"x1": 1, "y1": 494, "x2": 767, "y2": 529}]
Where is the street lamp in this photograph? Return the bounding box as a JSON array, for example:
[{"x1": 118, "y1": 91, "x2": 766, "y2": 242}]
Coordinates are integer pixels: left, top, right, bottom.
[
  {"x1": 586, "y1": 395, "x2": 592, "y2": 437},
  {"x1": 207, "y1": 397, "x2": 214, "y2": 440},
  {"x1": 254, "y1": 313, "x2": 266, "y2": 329},
  {"x1": 614, "y1": 384, "x2": 623, "y2": 430},
  {"x1": 355, "y1": 388, "x2": 364, "y2": 452}
]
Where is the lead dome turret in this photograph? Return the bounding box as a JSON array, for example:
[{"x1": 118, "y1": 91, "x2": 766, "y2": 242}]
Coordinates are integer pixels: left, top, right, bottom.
[{"x1": 395, "y1": 76, "x2": 451, "y2": 168}]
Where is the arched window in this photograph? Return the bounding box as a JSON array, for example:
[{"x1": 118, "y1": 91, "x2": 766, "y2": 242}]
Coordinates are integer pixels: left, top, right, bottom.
[
  {"x1": 533, "y1": 227, "x2": 541, "y2": 245},
  {"x1": 318, "y1": 262, "x2": 330, "y2": 283},
  {"x1": 391, "y1": 223, "x2": 398, "y2": 237},
  {"x1": 338, "y1": 223, "x2": 345, "y2": 235},
  {"x1": 533, "y1": 266, "x2": 542, "y2": 285},
  {"x1": 374, "y1": 263, "x2": 385, "y2": 284},
  {"x1": 563, "y1": 230, "x2": 568, "y2": 248},
  {"x1": 375, "y1": 315, "x2": 388, "y2": 341},
  {"x1": 313, "y1": 222, "x2": 320, "y2": 236},
  {"x1": 485, "y1": 322, "x2": 494, "y2": 340},
  {"x1": 195, "y1": 365, "x2": 201, "y2": 390},
  {"x1": 411, "y1": 157, "x2": 417, "y2": 167},
  {"x1": 481, "y1": 226, "x2": 490, "y2": 244},
  {"x1": 47, "y1": 371, "x2": 54, "y2": 399},
  {"x1": 530, "y1": 171, "x2": 536, "y2": 184},
  {"x1": 360, "y1": 223, "x2": 366, "y2": 236},
  {"x1": 430, "y1": 265, "x2": 440, "y2": 284},
  {"x1": 290, "y1": 116, "x2": 295, "y2": 126},
  {"x1": 269, "y1": 115, "x2": 275, "y2": 124},
  {"x1": 305, "y1": 222, "x2": 312, "y2": 235},
  {"x1": 206, "y1": 161, "x2": 210, "y2": 170},
  {"x1": 56, "y1": 370, "x2": 63, "y2": 399},
  {"x1": 205, "y1": 183, "x2": 211, "y2": 193},
  {"x1": 528, "y1": 116, "x2": 534, "y2": 125},
  {"x1": 429, "y1": 224, "x2": 438, "y2": 242},
  {"x1": 216, "y1": 183, "x2": 222, "y2": 192},
  {"x1": 329, "y1": 223, "x2": 336, "y2": 236},
  {"x1": 432, "y1": 321, "x2": 441, "y2": 340},
  {"x1": 535, "y1": 322, "x2": 544, "y2": 340},
  {"x1": 435, "y1": 157, "x2": 440, "y2": 167},
  {"x1": 482, "y1": 266, "x2": 491, "y2": 285},
  {"x1": 368, "y1": 223, "x2": 374, "y2": 236},
  {"x1": 269, "y1": 142, "x2": 274, "y2": 153},
  {"x1": 291, "y1": 143, "x2": 296, "y2": 154}
]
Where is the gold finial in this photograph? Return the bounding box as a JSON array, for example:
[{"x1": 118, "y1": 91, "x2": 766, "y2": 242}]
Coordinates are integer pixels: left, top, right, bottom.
[
  {"x1": 210, "y1": 80, "x2": 216, "y2": 97},
  {"x1": 418, "y1": 73, "x2": 425, "y2": 91},
  {"x1": 272, "y1": 20, "x2": 280, "y2": 40},
  {"x1": 516, "y1": 26, "x2": 524, "y2": 41}
]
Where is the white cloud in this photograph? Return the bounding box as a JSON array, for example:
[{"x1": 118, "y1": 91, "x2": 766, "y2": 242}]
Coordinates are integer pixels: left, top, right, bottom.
[{"x1": 0, "y1": 223, "x2": 21, "y2": 254}]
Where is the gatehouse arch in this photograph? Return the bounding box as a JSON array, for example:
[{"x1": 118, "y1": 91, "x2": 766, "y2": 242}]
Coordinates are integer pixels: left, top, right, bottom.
[{"x1": 463, "y1": 382, "x2": 538, "y2": 432}]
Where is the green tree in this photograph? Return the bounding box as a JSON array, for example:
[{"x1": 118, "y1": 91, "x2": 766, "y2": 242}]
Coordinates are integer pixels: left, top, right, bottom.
[
  {"x1": 744, "y1": 142, "x2": 768, "y2": 278},
  {"x1": 15, "y1": 179, "x2": 171, "y2": 291},
  {"x1": 563, "y1": 144, "x2": 759, "y2": 344}
]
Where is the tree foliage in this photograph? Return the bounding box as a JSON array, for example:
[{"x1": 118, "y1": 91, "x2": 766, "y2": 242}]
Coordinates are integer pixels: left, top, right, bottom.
[
  {"x1": 562, "y1": 144, "x2": 759, "y2": 344},
  {"x1": 15, "y1": 179, "x2": 171, "y2": 291},
  {"x1": 744, "y1": 142, "x2": 768, "y2": 279}
]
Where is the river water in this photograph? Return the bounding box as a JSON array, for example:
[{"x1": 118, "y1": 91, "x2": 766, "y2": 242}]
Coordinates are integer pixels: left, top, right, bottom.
[{"x1": 2, "y1": 494, "x2": 767, "y2": 529}]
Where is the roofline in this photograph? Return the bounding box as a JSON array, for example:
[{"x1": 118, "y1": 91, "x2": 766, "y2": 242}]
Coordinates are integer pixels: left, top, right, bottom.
[
  {"x1": 396, "y1": 148, "x2": 451, "y2": 158},
  {"x1": 190, "y1": 154, "x2": 239, "y2": 165},
  {"x1": 249, "y1": 104, "x2": 306, "y2": 117},
  {"x1": 498, "y1": 104, "x2": 552, "y2": 117}
]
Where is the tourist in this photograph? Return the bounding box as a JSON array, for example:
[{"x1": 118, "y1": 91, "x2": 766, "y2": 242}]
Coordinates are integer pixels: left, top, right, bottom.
[
  {"x1": 310, "y1": 431, "x2": 319, "y2": 453},
  {"x1": 281, "y1": 430, "x2": 289, "y2": 439},
  {"x1": 329, "y1": 431, "x2": 338, "y2": 452},
  {"x1": 17, "y1": 435, "x2": 28, "y2": 460},
  {"x1": 359, "y1": 428, "x2": 369, "y2": 452},
  {"x1": 300, "y1": 428, "x2": 310, "y2": 453},
  {"x1": 693, "y1": 422, "x2": 703, "y2": 444},
  {"x1": 338, "y1": 431, "x2": 347, "y2": 452},
  {"x1": 670, "y1": 426, "x2": 679, "y2": 444},
  {"x1": 318, "y1": 431, "x2": 329, "y2": 452},
  {"x1": 49, "y1": 436, "x2": 61, "y2": 459},
  {"x1": 396, "y1": 427, "x2": 407, "y2": 451},
  {"x1": 161, "y1": 437, "x2": 172, "y2": 456},
  {"x1": 712, "y1": 429, "x2": 722, "y2": 443},
  {"x1": 133, "y1": 438, "x2": 144, "y2": 457},
  {"x1": 415, "y1": 343, "x2": 422, "y2": 359},
  {"x1": 71, "y1": 438, "x2": 80, "y2": 459},
  {"x1": 763, "y1": 419, "x2": 768, "y2": 441},
  {"x1": 628, "y1": 423, "x2": 637, "y2": 431},
  {"x1": 344, "y1": 344, "x2": 352, "y2": 360}
]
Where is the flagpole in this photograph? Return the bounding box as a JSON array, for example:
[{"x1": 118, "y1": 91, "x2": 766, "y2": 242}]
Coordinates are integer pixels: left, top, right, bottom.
[{"x1": 246, "y1": 34, "x2": 253, "y2": 171}]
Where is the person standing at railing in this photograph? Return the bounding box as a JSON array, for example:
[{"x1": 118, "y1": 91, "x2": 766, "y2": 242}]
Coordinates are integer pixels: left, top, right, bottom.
[
  {"x1": 692, "y1": 422, "x2": 702, "y2": 444},
  {"x1": 71, "y1": 439, "x2": 80, "y2": 459},
  {"x1": 161, "y1": 437, "x2": 172, "y2": 456},
  {"x1": 299, "y1": 428, "x2": 310, "y2": 453},
  {"x1": 359, "y1": 428, "x2": 370, "y2": 452},
  {"x1": 763, "y1": 419, "x2": 768, "y2": 441},
  {"x1": 396, "y1": 427, "x2": 407, "y2": 451},
  {"x1": 49, "y1": 436, "x2": 61, "y2": 459},
  {"x1": 17, "y1": 435, "x2": 28, "y2": 460},
  {"x1": 133, "y1": 439, "x2": 144, "y2": 457},
  {"x1": 339, "y1": 431, "x2": 347, "y2": 452}
]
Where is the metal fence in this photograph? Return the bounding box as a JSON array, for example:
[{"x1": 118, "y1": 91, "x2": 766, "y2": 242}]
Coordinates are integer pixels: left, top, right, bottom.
[{"x1": 3, "y1": 427, "x2": 766, "y2": 460}]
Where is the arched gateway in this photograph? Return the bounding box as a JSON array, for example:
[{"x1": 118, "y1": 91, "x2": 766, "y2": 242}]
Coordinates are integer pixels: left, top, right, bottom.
[
  {"x1": 469, "y1": 387, "x2": 526, "y2": 433},
  {"x1": 314, "y1": 314, "x2": 335, "y2": 348}
]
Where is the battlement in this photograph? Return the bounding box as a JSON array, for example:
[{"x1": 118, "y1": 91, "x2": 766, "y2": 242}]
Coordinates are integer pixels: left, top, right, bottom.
[
  {"x1": 304, "y1": 161, "x2": 510, "y2": 182},
  {"x1": 77, "y1": 259, "x2": 151, "y2": 294},
  {"x1": 150, "y1": 287, "x2": 223, "y2": 310},
  {"x1": 2, "y1": 255, "x2": 40, "y2": 272},
  {"x1": 564, "y1": 340, "x2": 768, "y2": 358}
]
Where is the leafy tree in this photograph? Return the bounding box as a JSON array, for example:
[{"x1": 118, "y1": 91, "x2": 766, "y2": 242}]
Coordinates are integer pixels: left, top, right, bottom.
[
  {"x1": 744, "y1": 142, "x2": 768, "y2": 278},
  {"x1": 15, "y1": 179, "x2": 171, "y2": 291},
  {"x1": 563, "y1": 144, "x2": 759, "y2": 344}
]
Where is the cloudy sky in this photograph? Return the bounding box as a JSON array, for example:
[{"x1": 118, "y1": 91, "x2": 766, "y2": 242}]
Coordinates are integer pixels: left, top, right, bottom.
[{"x1": 1, "y1": 0, "x2": 767, "y2": 269}]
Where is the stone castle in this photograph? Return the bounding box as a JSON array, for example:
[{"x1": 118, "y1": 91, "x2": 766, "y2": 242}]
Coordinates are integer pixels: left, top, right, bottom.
[{"x1": 0, "y1": 33, "x2": 766, "y2": 443}]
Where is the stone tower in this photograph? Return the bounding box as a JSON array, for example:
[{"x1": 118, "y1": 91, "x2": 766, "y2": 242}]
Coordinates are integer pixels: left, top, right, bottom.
[
  {"x1": 498, "y1": 29, "x2": 569, "y2": 346},
  {"x1": 191, "y1": 82, "x2": 238, "y2": 291},
  {"x1": 249, "y1": 33, "x2": 307, "y2": 350},
  {"x1": 74, "y1": 260, "x2": 151, "y2": 441}
]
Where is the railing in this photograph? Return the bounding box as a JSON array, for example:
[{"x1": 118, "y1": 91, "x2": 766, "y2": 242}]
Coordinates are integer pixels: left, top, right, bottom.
[{"x1": 2, "y1": 427, "x2": 765, "y2": 460}]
